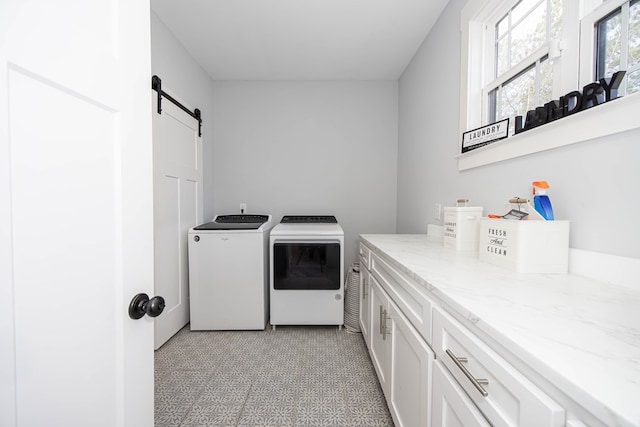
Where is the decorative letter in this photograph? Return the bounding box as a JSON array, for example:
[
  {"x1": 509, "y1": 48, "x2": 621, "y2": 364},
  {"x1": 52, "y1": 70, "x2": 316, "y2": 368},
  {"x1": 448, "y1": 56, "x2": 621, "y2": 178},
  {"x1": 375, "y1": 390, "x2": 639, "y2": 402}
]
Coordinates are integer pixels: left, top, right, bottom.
[
  {"x1": 599, "y1": 71, "x2": 626, "y2": 101},
  {"x1": 581, "y1": 82, "x2": 604, "y2": 109},
  {"x1": 514, "y1": 116, "x2": 524, "y2": 134},
  {"x1": 523, "y1": 109, "x2": 539, "y2": 131},
  {"x1": 544, "y1": 100, "x2": 563, "y2": 122},
  {"x1": 562, "y1": 91, "x2": 582, "y2": 115}
]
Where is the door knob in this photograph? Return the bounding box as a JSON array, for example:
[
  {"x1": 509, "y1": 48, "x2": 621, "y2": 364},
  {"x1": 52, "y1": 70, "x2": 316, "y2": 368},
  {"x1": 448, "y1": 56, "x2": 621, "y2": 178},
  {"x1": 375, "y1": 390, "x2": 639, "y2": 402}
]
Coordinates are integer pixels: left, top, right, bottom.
[{"x1": 129, "y1": 293, "x2": 165, "y2": 319}]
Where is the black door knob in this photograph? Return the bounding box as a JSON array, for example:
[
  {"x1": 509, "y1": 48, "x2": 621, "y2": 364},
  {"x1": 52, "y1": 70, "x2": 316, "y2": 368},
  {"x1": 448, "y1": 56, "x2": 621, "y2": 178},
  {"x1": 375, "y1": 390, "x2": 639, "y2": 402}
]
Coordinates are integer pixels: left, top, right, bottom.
[
  {"x1": 146, "y1": 296, "x2": 165, "y2": 317},
  {"x1": 129, "y1": 293, "x2": 166, "y2": 319}
]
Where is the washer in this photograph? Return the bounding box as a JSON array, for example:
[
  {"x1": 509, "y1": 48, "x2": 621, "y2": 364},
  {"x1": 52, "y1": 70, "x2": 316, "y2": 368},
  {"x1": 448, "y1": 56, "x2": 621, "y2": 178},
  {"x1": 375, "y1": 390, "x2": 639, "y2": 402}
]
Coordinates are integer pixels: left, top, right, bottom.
[
  {"x1": 269, "y1": 215, "x2": 344, "y2": 328},
  {"x1": 188, "y1": 214, "x2": 274, "y2": 330}
]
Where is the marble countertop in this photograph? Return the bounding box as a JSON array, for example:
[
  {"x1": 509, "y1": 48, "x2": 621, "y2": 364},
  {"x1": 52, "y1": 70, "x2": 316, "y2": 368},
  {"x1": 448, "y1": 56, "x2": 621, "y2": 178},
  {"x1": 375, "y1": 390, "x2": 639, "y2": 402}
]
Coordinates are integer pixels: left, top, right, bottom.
[{"x1": 360, "y1": 234, "x2": 640, "y2": 427}]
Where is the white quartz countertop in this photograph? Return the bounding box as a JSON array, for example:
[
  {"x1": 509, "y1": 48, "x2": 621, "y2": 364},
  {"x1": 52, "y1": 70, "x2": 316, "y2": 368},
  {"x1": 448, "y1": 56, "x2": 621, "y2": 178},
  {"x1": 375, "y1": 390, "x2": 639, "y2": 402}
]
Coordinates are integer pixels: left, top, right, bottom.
[{"x1": 360, "y1": 234, "x2": 640, "y2": 427}]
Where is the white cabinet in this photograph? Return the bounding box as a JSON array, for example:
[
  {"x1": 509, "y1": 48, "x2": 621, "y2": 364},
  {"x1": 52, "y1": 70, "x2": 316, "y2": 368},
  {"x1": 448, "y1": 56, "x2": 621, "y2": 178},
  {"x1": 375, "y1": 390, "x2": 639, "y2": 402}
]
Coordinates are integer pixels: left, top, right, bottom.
[
  {"x1": 368, "y1": 270, "x2": 434, "y2": 427},
  {"x1": 432, "y1": 307, "x2": 564, "y2": 427},
  {"x1": 369, "y1": 276, "x2": 391, "y2": 396},
  {"x1": 388, "y1": 301, "x2": 434, "y2": 427},
  {"x1": 432, "y1": 360, "x2": 490, "y2": 427},
  {"x1": 359, "y1": 237, "x2": 608, "y2": 427}
]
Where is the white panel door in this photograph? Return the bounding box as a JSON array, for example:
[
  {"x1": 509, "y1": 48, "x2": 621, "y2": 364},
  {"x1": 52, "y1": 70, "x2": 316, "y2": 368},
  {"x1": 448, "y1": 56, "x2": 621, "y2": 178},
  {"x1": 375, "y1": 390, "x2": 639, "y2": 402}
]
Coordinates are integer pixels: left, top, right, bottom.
[
  {"x1": 0, "y1": 1, "x2": 154, "y2": 426},
  {"x1": 152, "y1": 93, "x2": 203, "y2": 349}
]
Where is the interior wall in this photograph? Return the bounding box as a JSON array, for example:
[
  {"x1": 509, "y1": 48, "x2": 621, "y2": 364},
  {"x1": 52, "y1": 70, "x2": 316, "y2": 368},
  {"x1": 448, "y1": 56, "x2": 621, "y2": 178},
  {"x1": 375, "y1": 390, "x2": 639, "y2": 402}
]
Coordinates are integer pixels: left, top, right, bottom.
[
  {"x1": 397, "y1": 0, "x2": 640, "y2": 260},
  {"x1": 212, "y1": 81, "x2": 398, "y2": 269},
  {"x1": 150, "y1": 12, "x2": 216, "y2": 219}
]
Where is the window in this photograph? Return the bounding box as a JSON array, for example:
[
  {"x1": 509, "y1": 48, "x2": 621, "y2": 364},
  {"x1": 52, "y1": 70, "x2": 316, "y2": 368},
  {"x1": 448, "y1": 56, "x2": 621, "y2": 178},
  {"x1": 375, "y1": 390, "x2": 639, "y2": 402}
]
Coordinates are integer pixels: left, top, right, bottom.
[
  {"x1": 459, "y1": 0, "x2": 640, "y2": 170},
  {"x1": 488, "y1": 56, "x2": 552, "y2": 124},
  {"x1": 595, "y1": 0, "x2": 640, "y2": 95},
  {"x1": 488, "y1": 0, "x2": 562, "y2": 125}
]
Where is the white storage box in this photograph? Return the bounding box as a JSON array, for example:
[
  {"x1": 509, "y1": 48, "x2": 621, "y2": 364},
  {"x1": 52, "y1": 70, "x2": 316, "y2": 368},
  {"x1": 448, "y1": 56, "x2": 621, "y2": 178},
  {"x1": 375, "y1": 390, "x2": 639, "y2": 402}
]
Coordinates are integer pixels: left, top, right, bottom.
[
  {"x1": 443, "y1": 206, "x2": 483, "y2": 251},
  {"x1": 479, "y1": 218, "x2": 570, "y2": 273}
]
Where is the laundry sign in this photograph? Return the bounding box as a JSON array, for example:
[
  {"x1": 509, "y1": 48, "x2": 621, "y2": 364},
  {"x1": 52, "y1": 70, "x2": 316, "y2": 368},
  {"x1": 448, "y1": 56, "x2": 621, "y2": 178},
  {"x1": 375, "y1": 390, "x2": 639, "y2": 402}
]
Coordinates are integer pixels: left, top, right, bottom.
[
  {"x1": 514, "y1": 71, "x2": 626, "y2": 134},
  {"x1": 461, "y1": 118, "x2": 509, "y2": 153},
  {"x1": 460, "y1": 71, "x2": 626, "y2": 155}
]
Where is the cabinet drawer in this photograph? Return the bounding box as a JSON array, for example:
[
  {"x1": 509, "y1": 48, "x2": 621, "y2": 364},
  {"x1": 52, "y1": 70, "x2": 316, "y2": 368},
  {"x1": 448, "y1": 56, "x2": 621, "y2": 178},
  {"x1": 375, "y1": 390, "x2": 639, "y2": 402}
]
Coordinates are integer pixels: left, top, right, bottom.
[
  {"x1": 432, "y1": 360, "x2": 490, "y2": 427},
  {"x1": 371, "y1": 251, "x2": 433, "y2": 344},
  {"x1": 432, "y1": 307, "x2": 564, "y2": 427},
  {"x1": 359, "y1": 242, "x2": 371, "y2": 269}
]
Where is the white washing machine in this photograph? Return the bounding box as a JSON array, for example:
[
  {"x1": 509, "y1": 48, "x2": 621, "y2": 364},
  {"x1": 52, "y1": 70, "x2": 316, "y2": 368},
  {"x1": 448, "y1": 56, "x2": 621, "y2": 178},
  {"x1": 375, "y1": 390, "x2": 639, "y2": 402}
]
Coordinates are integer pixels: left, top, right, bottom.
[
  {"x1": 188, "y1": 214, "x2": 274, "y2": 330},
  {"x1": 270, "y1": 215, "x2": 344, "y2": 328}
]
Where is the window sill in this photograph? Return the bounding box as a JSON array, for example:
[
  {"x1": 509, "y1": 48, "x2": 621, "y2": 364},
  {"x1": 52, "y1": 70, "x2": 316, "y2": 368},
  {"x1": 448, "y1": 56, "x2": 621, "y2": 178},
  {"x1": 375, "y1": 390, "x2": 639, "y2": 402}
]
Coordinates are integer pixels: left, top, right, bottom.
[{"x1": 456, "y1": 93, "x2": 640, "y2": 171}]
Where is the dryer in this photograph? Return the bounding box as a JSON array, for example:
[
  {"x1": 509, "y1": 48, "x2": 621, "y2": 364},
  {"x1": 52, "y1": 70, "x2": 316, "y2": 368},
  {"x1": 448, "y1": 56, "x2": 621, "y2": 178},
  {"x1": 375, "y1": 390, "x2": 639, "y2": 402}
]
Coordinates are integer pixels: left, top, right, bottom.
[{"x1": 269, "y1": 215, "x2": 344, "y2": 328}]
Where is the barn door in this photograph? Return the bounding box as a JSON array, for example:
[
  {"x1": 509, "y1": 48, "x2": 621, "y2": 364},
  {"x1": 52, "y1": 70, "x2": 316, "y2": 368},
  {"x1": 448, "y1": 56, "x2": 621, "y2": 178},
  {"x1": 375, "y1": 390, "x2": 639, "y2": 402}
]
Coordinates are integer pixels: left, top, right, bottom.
[{"x1": 152, "y1": 85, "x2": 203, "y2": 349}]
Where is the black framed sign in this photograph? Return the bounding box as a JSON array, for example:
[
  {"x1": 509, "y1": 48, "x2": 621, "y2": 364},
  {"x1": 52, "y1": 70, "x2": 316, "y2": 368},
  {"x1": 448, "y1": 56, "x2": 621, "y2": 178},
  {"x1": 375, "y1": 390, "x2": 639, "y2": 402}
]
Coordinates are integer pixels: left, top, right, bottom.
[{"x1": 461, "y1": 118, "x2": 509, "y2": 153}]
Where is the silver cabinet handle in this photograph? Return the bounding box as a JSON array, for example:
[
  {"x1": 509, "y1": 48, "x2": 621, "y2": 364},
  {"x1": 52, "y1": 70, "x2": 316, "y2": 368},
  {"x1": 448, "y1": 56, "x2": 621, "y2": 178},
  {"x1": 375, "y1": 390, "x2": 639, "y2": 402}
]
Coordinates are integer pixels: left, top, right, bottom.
[
  {"x1": 379, "y1": 307, "x2": 391, "y2": 340},
  {"x1": 379, "y1": 305, "x2": 392, "y2": 339},
  {"x1": 446, "y1": 348, "x2": 489, "y2": 397},
  {"x1": 362, "y1": 277, "x2": 368, "y2": 300},
  {"x1": 382, "y1": 311, "x2": 391, "y2": 340}
]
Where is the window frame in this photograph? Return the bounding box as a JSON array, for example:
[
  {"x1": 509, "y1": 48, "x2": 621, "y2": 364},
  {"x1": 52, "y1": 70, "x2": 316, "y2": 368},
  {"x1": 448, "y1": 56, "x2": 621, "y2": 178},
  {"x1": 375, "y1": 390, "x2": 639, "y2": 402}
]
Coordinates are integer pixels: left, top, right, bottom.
[
  {"x1": 484, "y1": 0, "x2": 559, "y2": 125},
  {"x1": 458, "y1": 0, "x2": 640, "y2": 170},
  {"x1": 580, "y1": 0, "x2": 639, "y2": 91}
]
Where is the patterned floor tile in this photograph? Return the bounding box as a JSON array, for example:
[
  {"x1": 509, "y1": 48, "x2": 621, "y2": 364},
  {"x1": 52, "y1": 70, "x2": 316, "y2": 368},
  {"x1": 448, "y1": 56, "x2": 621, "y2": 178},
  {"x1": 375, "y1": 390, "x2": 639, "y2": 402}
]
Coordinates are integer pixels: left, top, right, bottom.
[
  {"x1": 154, "y1": 325, "x2": 394, "y2": 427},
  {"x1": 154, "y1": 400, "x2": 192, "y2": 426},
  {"x1": 237, "y1": 402, "x2": 296, "y2": 426},
  {"x1": 295, "y1": 404, "x2": 348, "y2": 427},
  {"x1": 179, "y1": 402, "x2": 242, "y2": 426}
]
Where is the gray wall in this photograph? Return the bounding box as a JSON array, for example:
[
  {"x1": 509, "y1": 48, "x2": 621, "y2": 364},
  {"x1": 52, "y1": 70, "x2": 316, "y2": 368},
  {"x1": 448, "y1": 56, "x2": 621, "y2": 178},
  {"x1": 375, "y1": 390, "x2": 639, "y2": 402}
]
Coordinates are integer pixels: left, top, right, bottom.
[
  {"x1": 151, "y1": 14, "x2": 398, "y2": 275},
  {"x1": 150, "y1": 12, "x2": 217, "y2": 219},
  {"x1": 397, "y1": 0, "x2": 640, "y2": 259},
  {"x1": 211, "y1": 81, "x2": 399, "y2": 269}
]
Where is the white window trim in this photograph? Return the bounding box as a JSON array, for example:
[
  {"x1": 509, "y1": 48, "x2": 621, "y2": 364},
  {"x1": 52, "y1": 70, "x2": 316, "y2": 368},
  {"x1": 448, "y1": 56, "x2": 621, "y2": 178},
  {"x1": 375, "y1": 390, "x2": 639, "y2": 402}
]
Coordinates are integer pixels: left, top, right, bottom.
[{"x1": 458, "y1": 0, "x2": 640, "y2": 171}]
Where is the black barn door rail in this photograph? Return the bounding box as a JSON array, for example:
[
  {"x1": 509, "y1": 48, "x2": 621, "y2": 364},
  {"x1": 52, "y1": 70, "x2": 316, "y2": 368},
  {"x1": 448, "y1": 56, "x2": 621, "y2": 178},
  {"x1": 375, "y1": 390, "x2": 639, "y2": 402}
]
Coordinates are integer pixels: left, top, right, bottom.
[{"x1": 151, "y1": 75, "x2": 202, "y2": 136}]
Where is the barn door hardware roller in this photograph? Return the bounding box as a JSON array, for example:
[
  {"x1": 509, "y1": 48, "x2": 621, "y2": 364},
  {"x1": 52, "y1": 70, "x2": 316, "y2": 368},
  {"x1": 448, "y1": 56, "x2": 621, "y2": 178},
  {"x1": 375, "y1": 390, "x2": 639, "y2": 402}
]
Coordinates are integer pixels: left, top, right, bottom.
[{"x1": 151, "y1": 75, "x2": 202, "y2": 136}]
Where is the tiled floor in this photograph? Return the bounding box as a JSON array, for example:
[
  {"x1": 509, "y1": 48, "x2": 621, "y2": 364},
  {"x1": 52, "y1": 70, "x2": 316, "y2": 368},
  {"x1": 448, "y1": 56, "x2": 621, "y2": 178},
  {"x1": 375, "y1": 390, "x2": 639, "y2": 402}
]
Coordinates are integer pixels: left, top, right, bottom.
[{"x1": 155, "y1": 325, "x2": 394, "y2": 427}]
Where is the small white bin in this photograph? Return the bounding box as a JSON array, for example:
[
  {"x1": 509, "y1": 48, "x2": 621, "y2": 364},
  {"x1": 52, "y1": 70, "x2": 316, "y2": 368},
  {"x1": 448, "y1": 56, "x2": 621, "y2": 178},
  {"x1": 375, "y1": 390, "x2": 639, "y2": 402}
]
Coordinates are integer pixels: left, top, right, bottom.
[
  {"x1": 443, "y1": 206, "x2": 483, "y2": 251},
  {"x1": 479, "y1": 218, "x2": 570, "y2": 273}
]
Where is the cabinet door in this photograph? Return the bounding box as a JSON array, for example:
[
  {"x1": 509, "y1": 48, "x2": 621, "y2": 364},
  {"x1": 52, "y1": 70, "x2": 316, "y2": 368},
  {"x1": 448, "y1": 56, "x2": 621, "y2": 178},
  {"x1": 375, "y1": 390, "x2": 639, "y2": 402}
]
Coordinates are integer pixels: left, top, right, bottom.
[
  {"x1": 360, "y1": 266, "x2": 371, "y2": 345},
  {"x1": 432, "y1": 361, "x2": 491, "y2": 427},
  {"x1": 388, "y1": 301, "x2": 434, "y2": 427},
  {"x1": 369, "y1": 276, "x2": 391, "y2": 397}
]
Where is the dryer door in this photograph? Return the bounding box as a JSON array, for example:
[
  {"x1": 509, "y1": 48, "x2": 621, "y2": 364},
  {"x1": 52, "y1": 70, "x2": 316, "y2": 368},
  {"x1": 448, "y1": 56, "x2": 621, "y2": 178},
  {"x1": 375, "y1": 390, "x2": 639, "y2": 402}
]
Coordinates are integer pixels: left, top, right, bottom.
[{"x1": 273, "y1": 242, "x2": 341, "y2": 290}]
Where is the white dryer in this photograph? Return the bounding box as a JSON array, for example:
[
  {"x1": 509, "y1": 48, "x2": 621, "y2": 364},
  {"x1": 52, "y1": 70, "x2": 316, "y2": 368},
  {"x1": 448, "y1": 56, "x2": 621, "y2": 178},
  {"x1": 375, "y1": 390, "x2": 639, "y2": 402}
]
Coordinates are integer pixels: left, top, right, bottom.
[
  {"x1": 188, "y1": 214, "x2": 273, "y2": 330},
  {"x1": 269, "y1": 215, "x2": 344, "y2": 328}
]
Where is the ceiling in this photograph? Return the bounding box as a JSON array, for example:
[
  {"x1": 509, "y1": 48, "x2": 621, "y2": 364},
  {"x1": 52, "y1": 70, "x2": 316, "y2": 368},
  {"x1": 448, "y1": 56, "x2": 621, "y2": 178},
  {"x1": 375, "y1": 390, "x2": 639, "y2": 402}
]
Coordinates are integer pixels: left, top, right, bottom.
[{"x1": 150, "y1": 0, "x2": 450, "y2": 81}]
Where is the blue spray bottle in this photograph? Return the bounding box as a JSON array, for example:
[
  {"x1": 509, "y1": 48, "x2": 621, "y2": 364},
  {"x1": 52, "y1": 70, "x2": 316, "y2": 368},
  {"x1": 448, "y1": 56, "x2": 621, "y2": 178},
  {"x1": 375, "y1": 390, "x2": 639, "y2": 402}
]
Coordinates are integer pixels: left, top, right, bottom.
[{"x1": 532, "y1": 181, "x2": 554, "y2": 220}]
